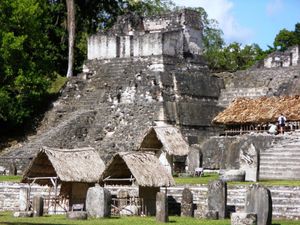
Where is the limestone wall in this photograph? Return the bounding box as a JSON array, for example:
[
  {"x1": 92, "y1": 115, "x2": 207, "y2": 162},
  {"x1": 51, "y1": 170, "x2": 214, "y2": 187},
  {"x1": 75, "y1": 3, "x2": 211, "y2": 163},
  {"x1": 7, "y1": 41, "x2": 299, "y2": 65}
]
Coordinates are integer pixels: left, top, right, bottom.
[
  {"x1": 88, "y1": 31, "x2": 186, "y2": 60},
  {"x1": 1, "y1": 183, "x2": 300, "y2": 219},
  {"x1": 0, "y1": 182, "x2": 52, "y2": 212}
]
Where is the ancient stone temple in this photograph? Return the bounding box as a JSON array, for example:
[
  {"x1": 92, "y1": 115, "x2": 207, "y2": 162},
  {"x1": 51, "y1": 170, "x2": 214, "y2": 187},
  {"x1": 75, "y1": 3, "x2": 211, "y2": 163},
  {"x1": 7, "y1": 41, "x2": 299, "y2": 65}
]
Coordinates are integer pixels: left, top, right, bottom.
[{"x1": 0, "y1": 9, "x2": 224, "y2": 170}]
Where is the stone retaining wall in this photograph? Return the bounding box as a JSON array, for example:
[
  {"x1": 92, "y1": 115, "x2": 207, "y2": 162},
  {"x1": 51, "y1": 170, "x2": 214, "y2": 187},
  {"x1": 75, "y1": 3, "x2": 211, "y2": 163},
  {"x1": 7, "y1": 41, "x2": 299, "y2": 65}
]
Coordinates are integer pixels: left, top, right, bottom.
[{"x1": 1, "y1": 183, "x2": 300, "y2": 220}]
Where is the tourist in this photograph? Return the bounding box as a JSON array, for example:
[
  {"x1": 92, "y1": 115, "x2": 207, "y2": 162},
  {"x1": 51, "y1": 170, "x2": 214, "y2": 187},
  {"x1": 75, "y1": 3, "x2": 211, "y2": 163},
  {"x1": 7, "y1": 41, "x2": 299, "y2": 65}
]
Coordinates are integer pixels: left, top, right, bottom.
[{"x1": 278, "y1": 113, "x2": 287, "y2": 134}]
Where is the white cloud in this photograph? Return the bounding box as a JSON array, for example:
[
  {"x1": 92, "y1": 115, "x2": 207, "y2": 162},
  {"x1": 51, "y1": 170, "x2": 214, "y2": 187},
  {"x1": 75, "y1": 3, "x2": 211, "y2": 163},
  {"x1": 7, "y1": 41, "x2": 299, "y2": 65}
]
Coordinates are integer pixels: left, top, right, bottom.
[
  {"x1": 172, "y1": 0, "x2": 254, "y2": 45},
  {"x1": 266, "y1": 0, "x2": 284, "y2": 16}
]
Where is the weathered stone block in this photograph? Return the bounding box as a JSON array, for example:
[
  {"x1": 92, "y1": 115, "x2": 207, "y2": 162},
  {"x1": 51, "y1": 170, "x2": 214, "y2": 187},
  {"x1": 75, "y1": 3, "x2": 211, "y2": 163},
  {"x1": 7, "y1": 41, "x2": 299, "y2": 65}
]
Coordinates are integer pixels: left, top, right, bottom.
[
  {"x1": 86, "y1": 185, "x2": 111, "y2": 218},
  {"x1": 245, "y1": 184, "x2": 272, "y2": 225},
  {"x1": 9, "y1": 162, "x2": 17, "y2": 175},
  {"x1": 220, "y1": 169, "x2": 245, "y2": 182},
  {"x1": 120, "y1": 205, "x2": 139, "y2": 216},
  {"x1": 19, "y1": 187, "x2": 29, "y2": 211},
  {"x1": 231, "y1": 212, "x2": 257, "y2": 225},
  {"x1": 181, "y1": 188, "x2": 193, "y2": 217},
  {"x1": 206, "y1": 210, "x2": 219, "y2": 220},
  {"x1": 194, "y1": 204, "x2": 207, "y2": 219},
  {"x1": 208, "y1": 180, "x2": 227, "y2": 219},
  {"x1": 32, "y1": 195, "x2": 44, "y2": 217},
  {"x1": 13, "y1": 211, "x2": 33, "y2": 217},
  {"x1": 156, "y1": 192, "x2": 168, "y2": 223},
  {"x1": 66, "y1": 211, "x2": 88, "y2": 220},
  {"x1": 240, "y1": 143, "x2": 258, "y2": 182}
]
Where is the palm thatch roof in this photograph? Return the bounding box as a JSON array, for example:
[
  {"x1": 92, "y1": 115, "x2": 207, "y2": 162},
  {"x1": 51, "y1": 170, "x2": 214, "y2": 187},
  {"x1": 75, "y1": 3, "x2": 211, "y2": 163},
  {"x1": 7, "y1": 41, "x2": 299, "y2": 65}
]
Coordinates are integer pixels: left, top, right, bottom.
[
  {"x1": 22, "y1": 146, "x2": 105, "y2": 185},
  {"x1": 213, "y1": 96, "x2": 300, "y2": 125},
  {"x1": 139, "y1": 124, "x2": 190, "y2": 156},
  {"x1": 100, "y1": 152, "x2": 175, "y2": 187}
]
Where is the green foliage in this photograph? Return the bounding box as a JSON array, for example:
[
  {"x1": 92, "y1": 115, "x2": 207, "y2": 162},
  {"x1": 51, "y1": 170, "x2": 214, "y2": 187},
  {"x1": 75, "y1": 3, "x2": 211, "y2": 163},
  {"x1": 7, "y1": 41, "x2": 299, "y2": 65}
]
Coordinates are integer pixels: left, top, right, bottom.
[
  {"x1": 273, "y1": 23, "x2": 300, "y2": 51},
  {"x1": 47, "y1": 74, "x2": 68, "y2": 94},
  {"x1": 274, "y1": 28, "x2": 298, "y2": 51},
  {"x1": 190, "y1": 7, "x2": 265, "y2": 72},
  {"x1": 126, "y1": 0, "x2": 174, "y2": 16},
  {"x1": 0, "y1": 0, "x2": 58, "y2": 129}
]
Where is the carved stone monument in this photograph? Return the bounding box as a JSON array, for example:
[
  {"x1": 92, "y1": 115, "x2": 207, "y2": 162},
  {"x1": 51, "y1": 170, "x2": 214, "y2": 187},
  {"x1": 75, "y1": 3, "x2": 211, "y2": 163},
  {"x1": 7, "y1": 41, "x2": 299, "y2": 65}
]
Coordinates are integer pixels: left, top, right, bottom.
[
  {"x1": 86, "y1": 185, "x2": 111, "y2": 218},
  {"x1": 208, "y1": 180, "x2": 227, "y2": 219},
  {"x1": 181, "y1": 188, "x2": 193, "y2": 217},
  {"x1": 156, "y1": 192, "x2": 168, "y2": 223},
  {"x1": 245, "y1": 184, "x2": 272, "y2": 225},
  {"x1": 240, "y1": 143, "x2": 258, "y2": 182}
]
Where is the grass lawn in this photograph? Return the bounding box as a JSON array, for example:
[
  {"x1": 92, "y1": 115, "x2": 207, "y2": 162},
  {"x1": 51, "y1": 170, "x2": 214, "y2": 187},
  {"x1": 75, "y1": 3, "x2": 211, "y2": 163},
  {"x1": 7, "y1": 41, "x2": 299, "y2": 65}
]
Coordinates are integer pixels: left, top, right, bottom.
[
  {"x1": 0, "y1": 212, "x2": 299, "y2": 225},
  {"x1": 0, "y1": 176, "x2": 21, "y2": 183},
  {"x1": 174, "y1": 173, "x2": 300, "y2": 186},
  {"x1": 2, "y1": 174, "x2": 300, "y2": 187}
]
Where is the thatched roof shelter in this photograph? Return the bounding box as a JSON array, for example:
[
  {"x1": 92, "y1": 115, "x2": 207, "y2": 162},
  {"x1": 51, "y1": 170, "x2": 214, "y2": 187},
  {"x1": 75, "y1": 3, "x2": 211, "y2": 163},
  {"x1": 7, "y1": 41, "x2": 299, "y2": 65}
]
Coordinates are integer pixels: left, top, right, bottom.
[
  {"x1": 140, "y1": 124, "x2": 190, "y2": 156},
  {"x1": 213, "y1": 96, "x2": 300, "y2": 125},
  {"x1": 100, "y1": 152, "x2": 175, "y2": 187},
  {"x1": 22, "y1": 146, "x2": 105, "y2": 186}
]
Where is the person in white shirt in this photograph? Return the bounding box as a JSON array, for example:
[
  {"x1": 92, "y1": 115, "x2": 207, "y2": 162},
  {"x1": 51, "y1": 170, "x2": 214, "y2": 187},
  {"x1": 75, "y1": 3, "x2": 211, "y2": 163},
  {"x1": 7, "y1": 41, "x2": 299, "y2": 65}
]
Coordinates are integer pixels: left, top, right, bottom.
[{"x1": 278, "y1": 113, "x2": 287, "y2": 134}]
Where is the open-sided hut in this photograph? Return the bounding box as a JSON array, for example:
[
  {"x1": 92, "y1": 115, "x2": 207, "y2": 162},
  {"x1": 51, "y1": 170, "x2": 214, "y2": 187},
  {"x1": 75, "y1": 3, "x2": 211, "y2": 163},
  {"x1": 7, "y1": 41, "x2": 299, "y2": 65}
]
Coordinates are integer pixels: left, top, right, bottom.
[
  {"x1": 22, "y1": 146, "x2": 105, "y2": 211},
  {"x1": 139, "y1": 124, "x2": 190, "y2": 174},
  {"x1": 213, "y1": 96, "x2": 300, "y2": 134},
  {"x1": 100, "y1": 152, "x2": 175, "y2": 215}
]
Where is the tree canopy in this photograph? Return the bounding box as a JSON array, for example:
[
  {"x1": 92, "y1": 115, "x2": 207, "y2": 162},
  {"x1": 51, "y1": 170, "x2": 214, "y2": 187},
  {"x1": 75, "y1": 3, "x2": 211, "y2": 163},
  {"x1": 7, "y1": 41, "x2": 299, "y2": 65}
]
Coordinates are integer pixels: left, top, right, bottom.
[{"x1": 273, "y1": 23, "x2": 300, "y2": 51}]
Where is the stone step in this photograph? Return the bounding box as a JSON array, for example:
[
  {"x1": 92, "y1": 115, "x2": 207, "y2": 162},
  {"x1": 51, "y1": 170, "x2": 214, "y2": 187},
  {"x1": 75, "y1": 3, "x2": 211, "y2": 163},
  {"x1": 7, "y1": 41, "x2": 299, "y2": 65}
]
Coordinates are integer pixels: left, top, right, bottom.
[
  {"x1": 260, "y1": 165, "x2": 300, "y2": 170},
  {"x1": 260, "y1": 160, "x2": 300, "y2": 166},
  {"x1": 259, "y1": 172, "x2": 300, "y2": 180},
  {"x1": 261, "y1": 152, "x2": 300, "y2": 157}
]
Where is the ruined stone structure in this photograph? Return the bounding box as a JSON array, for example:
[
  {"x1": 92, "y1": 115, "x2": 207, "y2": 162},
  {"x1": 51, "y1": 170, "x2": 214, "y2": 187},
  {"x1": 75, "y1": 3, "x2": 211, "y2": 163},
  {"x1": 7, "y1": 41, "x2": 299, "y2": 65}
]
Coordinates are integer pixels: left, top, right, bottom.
[
  {"x1": 263, "y1": 45, "x2": 300, "y2": 68},
  {"x1": 0, "y1": 9, "x2": 224, "y2": 171},
  {"x1": 88, "y1": 10, "x2": 203, "y2": 60}
]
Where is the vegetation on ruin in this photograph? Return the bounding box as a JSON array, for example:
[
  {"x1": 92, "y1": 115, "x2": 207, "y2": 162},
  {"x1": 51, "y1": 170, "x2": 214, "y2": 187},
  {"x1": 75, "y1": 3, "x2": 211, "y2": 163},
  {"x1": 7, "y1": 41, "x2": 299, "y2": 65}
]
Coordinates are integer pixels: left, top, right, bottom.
[{"x1": 0, "y1": 211, "x2": 299, "y2": 225}]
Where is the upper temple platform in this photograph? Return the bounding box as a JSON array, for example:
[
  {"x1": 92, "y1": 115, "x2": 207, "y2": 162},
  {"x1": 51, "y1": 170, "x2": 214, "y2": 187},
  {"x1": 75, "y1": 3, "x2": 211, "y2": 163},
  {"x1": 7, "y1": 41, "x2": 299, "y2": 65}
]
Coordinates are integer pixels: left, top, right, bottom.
[{"x1": 88, "y1": 9, "x2": 204, "y2": 61}]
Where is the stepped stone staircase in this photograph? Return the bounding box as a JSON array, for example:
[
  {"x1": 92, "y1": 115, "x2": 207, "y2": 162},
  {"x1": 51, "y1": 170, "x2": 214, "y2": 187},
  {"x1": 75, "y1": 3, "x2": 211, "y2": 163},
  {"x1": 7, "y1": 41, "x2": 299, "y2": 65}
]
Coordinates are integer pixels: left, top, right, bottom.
[{"x1": 259, "y1": 130, "x2": 300, "y2": 180}]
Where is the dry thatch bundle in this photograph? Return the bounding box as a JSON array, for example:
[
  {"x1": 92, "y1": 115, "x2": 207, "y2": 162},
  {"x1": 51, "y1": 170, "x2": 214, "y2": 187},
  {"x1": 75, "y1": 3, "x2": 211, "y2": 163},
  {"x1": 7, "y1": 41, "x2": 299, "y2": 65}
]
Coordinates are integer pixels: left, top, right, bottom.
[
  {"x1": 140, "y1": 124, "x2": 190, "y2": 156},
  {"x1": 22, "y1": 146, "x2": 105, "y2": 185},
  {"x1": 213, "y1": 96, "x2": 300, "y2": 125},
  {"x1": 100, "y1": 152, "x2": 175, "y2": 187}
]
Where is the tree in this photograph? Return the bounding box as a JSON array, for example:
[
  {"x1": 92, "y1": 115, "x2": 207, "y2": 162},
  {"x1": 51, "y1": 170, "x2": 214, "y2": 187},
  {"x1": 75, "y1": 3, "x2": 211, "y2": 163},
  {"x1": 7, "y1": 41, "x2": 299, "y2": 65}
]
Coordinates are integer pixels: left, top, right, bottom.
[
  {"x1": 0, "y1": 0, "x2": 57, "y2": 130},
  {"x1": 66, "y1": 0, "x2": 75, "y2": 77},
  {"x1": 274, "y1": 28, "x2": 297, "y2": 51}
]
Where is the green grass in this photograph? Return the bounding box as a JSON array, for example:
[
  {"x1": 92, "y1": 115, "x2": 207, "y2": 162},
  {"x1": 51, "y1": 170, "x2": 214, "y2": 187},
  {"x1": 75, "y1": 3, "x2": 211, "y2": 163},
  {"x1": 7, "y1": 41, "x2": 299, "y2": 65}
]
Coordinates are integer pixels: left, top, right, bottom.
[
  {"x1": 47, "y1": 74, "x2": 68, "y2": 94},
  {"x1": 174, "y1": 173, "x2": 300, "y2": 187},
  {"x1": 174, "y1": 173, "x2": 219, "y2": 185},
  {"x1": 2, "y1": 175, "x2": 300, "y2": 187},
  {"x1": 0, "y1": 212, "x2": 299, "y2": 225},
  {"x1": 0, "y1": 175, "x2": 21, "y2": 183}
]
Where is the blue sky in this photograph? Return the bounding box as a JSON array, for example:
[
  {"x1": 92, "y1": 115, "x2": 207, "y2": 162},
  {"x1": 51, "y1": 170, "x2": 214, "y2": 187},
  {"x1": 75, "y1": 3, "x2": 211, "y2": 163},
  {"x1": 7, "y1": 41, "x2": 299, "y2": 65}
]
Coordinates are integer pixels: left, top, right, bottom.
[{"x1": 172, "y1": 0, "x2": 300, "y2": 49}]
